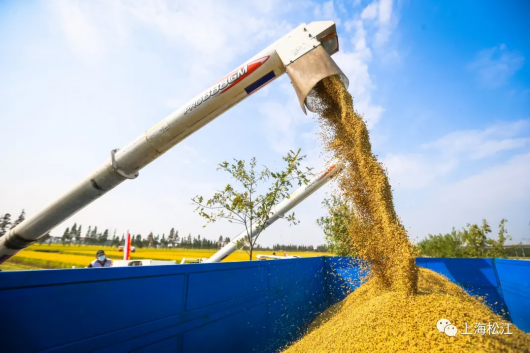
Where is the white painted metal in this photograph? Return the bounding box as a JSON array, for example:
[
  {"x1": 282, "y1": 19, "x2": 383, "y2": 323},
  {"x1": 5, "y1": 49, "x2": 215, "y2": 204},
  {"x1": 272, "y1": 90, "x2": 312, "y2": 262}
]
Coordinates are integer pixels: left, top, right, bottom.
[
  {"x1": 205, "y1": 162, "x2": 342, "y2": 263},
  {"x1": 256, "y1": 254, "x2": 301, "y2": 260},
  {"x1": 0, "y1": 21, "x2": 342, "y2": 263},
  {"x1": 112, "y1": 259, "x2": 175, "y2": 267},
  {"x1": 179, "y1": 258, "x2": 207, "y2": 264}
]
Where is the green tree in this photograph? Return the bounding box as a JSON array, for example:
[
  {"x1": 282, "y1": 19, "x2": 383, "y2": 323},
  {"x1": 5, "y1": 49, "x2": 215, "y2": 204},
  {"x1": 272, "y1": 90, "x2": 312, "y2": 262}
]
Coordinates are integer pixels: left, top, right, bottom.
[
  {"x1": 37, "y1": 232, "x2": 51, "y2": 245},
  {"x1": 133, "y1": 234, "x2": 142, "y2": 248},
  {"x1": 0, "y1": 213, "x2": 12, "y2": 237},
  {"x1": 62, "y1": 227, "x2": 70, "y2": 245},
  {"x1": 486, "y1": 219, "x2": 511, "y2": 258},
  {"x1": 316, "y1": 194, "x2": 357, "y2": 256},
  {"x1": 70, "y1": 224, "x2": 77, "y2": 246},
  {"x1": 168, "y1": 228, "x2": 175, "y2": 248},
  {"x1": 192, "y1": 150, "x2": 311, "y2": 260},
  {"x1": 417, "y1": 229, "x2": 463, "y2": 257},
  {"x1": 76, "y1": 225, "x2": 82, "y2": 244},
  {"x1": 147, "y1": 232, "x2": 154, "y2": 248},
  {"x1": 90, "y1": 226, "x2": 98, "y2": 245},
  {"x1": 461, "y1": 219, "x2": 491, "y2": 257},
  {"x1": 10, "y1": 209, "x2": 26, "y2": 229},
  {"x1": 85, "y1": 226, "x2": 92, "y2": 245},
  {"x1": 100, "y1": 229, "x2": 109, "y2": 244}
]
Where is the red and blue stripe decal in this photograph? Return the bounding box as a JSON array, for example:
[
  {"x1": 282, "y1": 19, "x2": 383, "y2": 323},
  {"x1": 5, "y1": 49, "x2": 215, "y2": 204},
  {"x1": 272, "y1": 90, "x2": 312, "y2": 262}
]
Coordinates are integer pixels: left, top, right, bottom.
[{"x1": 245, "y1": 71, "x2": 277, "y2": 95}]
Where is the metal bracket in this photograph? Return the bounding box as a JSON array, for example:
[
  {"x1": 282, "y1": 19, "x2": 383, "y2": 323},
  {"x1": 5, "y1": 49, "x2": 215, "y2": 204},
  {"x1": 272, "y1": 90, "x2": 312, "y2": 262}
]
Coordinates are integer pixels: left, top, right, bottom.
[{"x1": 111, "y1": 149, "x2": 138, "y2": 180}]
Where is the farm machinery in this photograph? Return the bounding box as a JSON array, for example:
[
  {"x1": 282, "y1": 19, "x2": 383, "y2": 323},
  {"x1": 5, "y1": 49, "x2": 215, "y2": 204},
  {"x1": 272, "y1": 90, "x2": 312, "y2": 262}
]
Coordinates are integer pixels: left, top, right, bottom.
[{"x1": 0, "y1": 21, "x2": 348, "y2": 265}]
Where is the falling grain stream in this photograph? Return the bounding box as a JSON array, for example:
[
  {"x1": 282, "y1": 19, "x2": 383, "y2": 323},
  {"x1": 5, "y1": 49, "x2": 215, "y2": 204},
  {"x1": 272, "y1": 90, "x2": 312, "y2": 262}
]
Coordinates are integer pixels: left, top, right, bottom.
[{"x1": 284, "y1": 76, "x2": 530, "y2": 352}]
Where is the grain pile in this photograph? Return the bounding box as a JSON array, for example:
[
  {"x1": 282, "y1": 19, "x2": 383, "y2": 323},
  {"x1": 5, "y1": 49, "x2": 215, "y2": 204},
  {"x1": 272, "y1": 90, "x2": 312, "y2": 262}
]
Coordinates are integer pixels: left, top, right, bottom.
[
  {"x1": 311, "y1": 75, "x2": 417, "y2": 295},
  {"x1": 285, "y1": 268, "x2": 530, "y2": 352}
]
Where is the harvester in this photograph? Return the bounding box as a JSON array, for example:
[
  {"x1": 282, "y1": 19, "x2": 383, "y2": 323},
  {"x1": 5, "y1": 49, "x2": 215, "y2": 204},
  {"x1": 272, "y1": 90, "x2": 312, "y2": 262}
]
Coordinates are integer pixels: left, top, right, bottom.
[{"x1": 0, "y1": 21, "x2": 348, "y2": 264}]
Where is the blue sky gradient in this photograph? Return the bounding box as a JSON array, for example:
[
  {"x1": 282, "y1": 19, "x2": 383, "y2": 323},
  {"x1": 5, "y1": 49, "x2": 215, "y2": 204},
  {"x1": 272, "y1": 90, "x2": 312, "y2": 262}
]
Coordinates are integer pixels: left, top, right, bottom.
[{"x1": 1, "y1": 0, "x2": 529, "y2": 246}]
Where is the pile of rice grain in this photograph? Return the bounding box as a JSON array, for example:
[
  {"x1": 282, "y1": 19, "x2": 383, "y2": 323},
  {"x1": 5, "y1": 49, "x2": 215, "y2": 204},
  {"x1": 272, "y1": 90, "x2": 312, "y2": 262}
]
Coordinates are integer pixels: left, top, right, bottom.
[{"x1": 285, "y1": 268, "x2": 530, "y2": 352}]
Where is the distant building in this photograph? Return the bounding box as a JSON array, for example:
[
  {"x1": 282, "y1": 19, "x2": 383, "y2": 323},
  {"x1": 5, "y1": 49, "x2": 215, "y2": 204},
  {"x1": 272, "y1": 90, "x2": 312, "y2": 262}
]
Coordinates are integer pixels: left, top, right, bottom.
[{"x1": 49, "y1": 236, "x2": 62, "y2": 244}]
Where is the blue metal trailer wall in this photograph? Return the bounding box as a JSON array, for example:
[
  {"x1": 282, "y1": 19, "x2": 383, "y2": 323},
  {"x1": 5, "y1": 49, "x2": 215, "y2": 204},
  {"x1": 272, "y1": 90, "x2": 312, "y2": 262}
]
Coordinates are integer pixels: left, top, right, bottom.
[
  {"x1": 494, "y1": 259, "x2": 530, "y2": 332},
  {"x1": 0, "y1": 257, "x2": 528, "y2": 352},
  {"x1": 327, "y1": 257, "x2": 530, "y2": 333},
  {"x1": 415, "y1": 257, "x2": 509, "y2": 318},
  {"x1": 0, "y1": 257, "x2": 327, "y2": 353}
]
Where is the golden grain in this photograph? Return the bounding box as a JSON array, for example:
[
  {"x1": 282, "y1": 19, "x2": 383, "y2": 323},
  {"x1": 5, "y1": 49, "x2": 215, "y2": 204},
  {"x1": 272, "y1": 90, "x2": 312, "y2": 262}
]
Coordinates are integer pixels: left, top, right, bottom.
[{"x1": 285, "y1": 268, "x2": 530, "y2": 352}]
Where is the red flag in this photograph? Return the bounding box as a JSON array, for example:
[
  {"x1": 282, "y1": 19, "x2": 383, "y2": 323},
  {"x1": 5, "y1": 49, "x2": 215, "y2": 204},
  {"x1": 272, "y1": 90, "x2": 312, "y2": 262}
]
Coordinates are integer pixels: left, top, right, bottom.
[{"x1": 124, "y1": 231, "x2": 131, "y2": 260}]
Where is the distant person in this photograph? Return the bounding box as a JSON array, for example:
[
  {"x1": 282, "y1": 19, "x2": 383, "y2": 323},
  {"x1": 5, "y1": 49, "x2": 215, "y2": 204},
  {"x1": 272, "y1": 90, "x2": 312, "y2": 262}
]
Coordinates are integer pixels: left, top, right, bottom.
[
  {"x1": 87, "y1": 250, "x2": 112, "y2": 268},
  {"x1": 272, "y1": 252, "x2": 276, "y2": 256}
]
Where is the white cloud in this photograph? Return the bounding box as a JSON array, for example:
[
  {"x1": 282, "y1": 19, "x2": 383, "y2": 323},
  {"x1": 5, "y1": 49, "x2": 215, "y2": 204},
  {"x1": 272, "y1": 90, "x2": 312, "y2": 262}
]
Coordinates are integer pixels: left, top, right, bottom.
[
  {"x1": 423, "y1": 120, "x2": 530, "y2": 160},
  {"x1": 49, "y1": 0, "x2": 295, "y2": 77},
  {"x1": 313, "y1": 1, "x2": 341, "y2": 26},
  {"x1": 332, "y1": 19, "x2": 384, "y2": 128},
  {"x1": 468, "y1": 44, "x2": 525, "y2": 89},
  {"x1": 384, "y1": 120, "x2": 530, "y2": 190},
  {"x1": 384, "y1": 153, "x2": 456, "y2": 189},
  {"x1": 361, "y1": 2, "x2": 378, "y2": 20},
  {"x1": 378, "y1": 0, "x2": 393, "y2": 24},
  {"x1": 260, "y1": 101, "x2": 301, "y2": 154},
  {"x1": 437, "y1": 152, "x2": 530, "y2": 206},
  {"x1": 358, "y1": 0, "x2": 396, "y2": 48},
  {"x1": 51, "y1": 0, "x2": 103, "y2": 61},
  {"x1": 402, "y1": 153, "x2": 530, "y2": 242}
]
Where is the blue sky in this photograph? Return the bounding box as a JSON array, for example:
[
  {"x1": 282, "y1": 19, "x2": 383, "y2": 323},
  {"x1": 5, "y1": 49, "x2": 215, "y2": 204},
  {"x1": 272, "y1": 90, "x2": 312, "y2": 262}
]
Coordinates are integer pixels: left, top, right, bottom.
[{"x1": 1, "y1": 0, "x2": 529, "y2": 246}]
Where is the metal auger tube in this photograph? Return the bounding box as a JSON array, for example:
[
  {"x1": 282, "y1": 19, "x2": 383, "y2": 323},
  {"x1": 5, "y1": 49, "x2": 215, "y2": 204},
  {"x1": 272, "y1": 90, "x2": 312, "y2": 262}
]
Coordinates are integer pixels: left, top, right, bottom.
[{"x1": 0, "y1": 21, "x2": 348, "y2": 263}]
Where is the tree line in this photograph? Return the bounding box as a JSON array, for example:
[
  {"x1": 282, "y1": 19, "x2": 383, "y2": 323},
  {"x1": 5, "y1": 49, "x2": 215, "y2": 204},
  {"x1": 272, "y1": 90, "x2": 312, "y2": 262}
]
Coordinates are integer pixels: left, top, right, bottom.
[
  {"x1": 271, "y1": 244, "x2": 329, "y2": 252},
  {"x1": 0, "y1": 209, "x2": 26, "y2": 237},
  {"x1": 55, "y1": 223, "x2": 230, "y2": 249},
  {"x1": 317, "y1": 195, "x2": 529, "y2": 259},
  {"x1": 416, "y1": 219, "x2": 519, "y2": 258},
  {"x1": 1, "y1": 210, "x2": 328, "y2": 251}
]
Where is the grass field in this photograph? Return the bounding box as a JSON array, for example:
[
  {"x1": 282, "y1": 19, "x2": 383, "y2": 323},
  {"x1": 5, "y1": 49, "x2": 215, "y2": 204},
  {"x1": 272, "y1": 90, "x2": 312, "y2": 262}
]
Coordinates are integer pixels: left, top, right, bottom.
[{"x1": 0, "y1": 244, "x2": 331, "y2": 271}]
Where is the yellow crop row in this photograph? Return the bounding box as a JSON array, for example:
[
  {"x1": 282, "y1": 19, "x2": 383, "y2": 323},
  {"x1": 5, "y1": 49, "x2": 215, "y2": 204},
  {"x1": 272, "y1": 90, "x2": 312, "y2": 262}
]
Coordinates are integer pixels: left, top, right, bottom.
[
  {"x1": 13, "y1": 251, "x2": 94, "y2": 267},
  {"x1": 13, "y1": 245, "x2": 330, "y2": 268}
]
